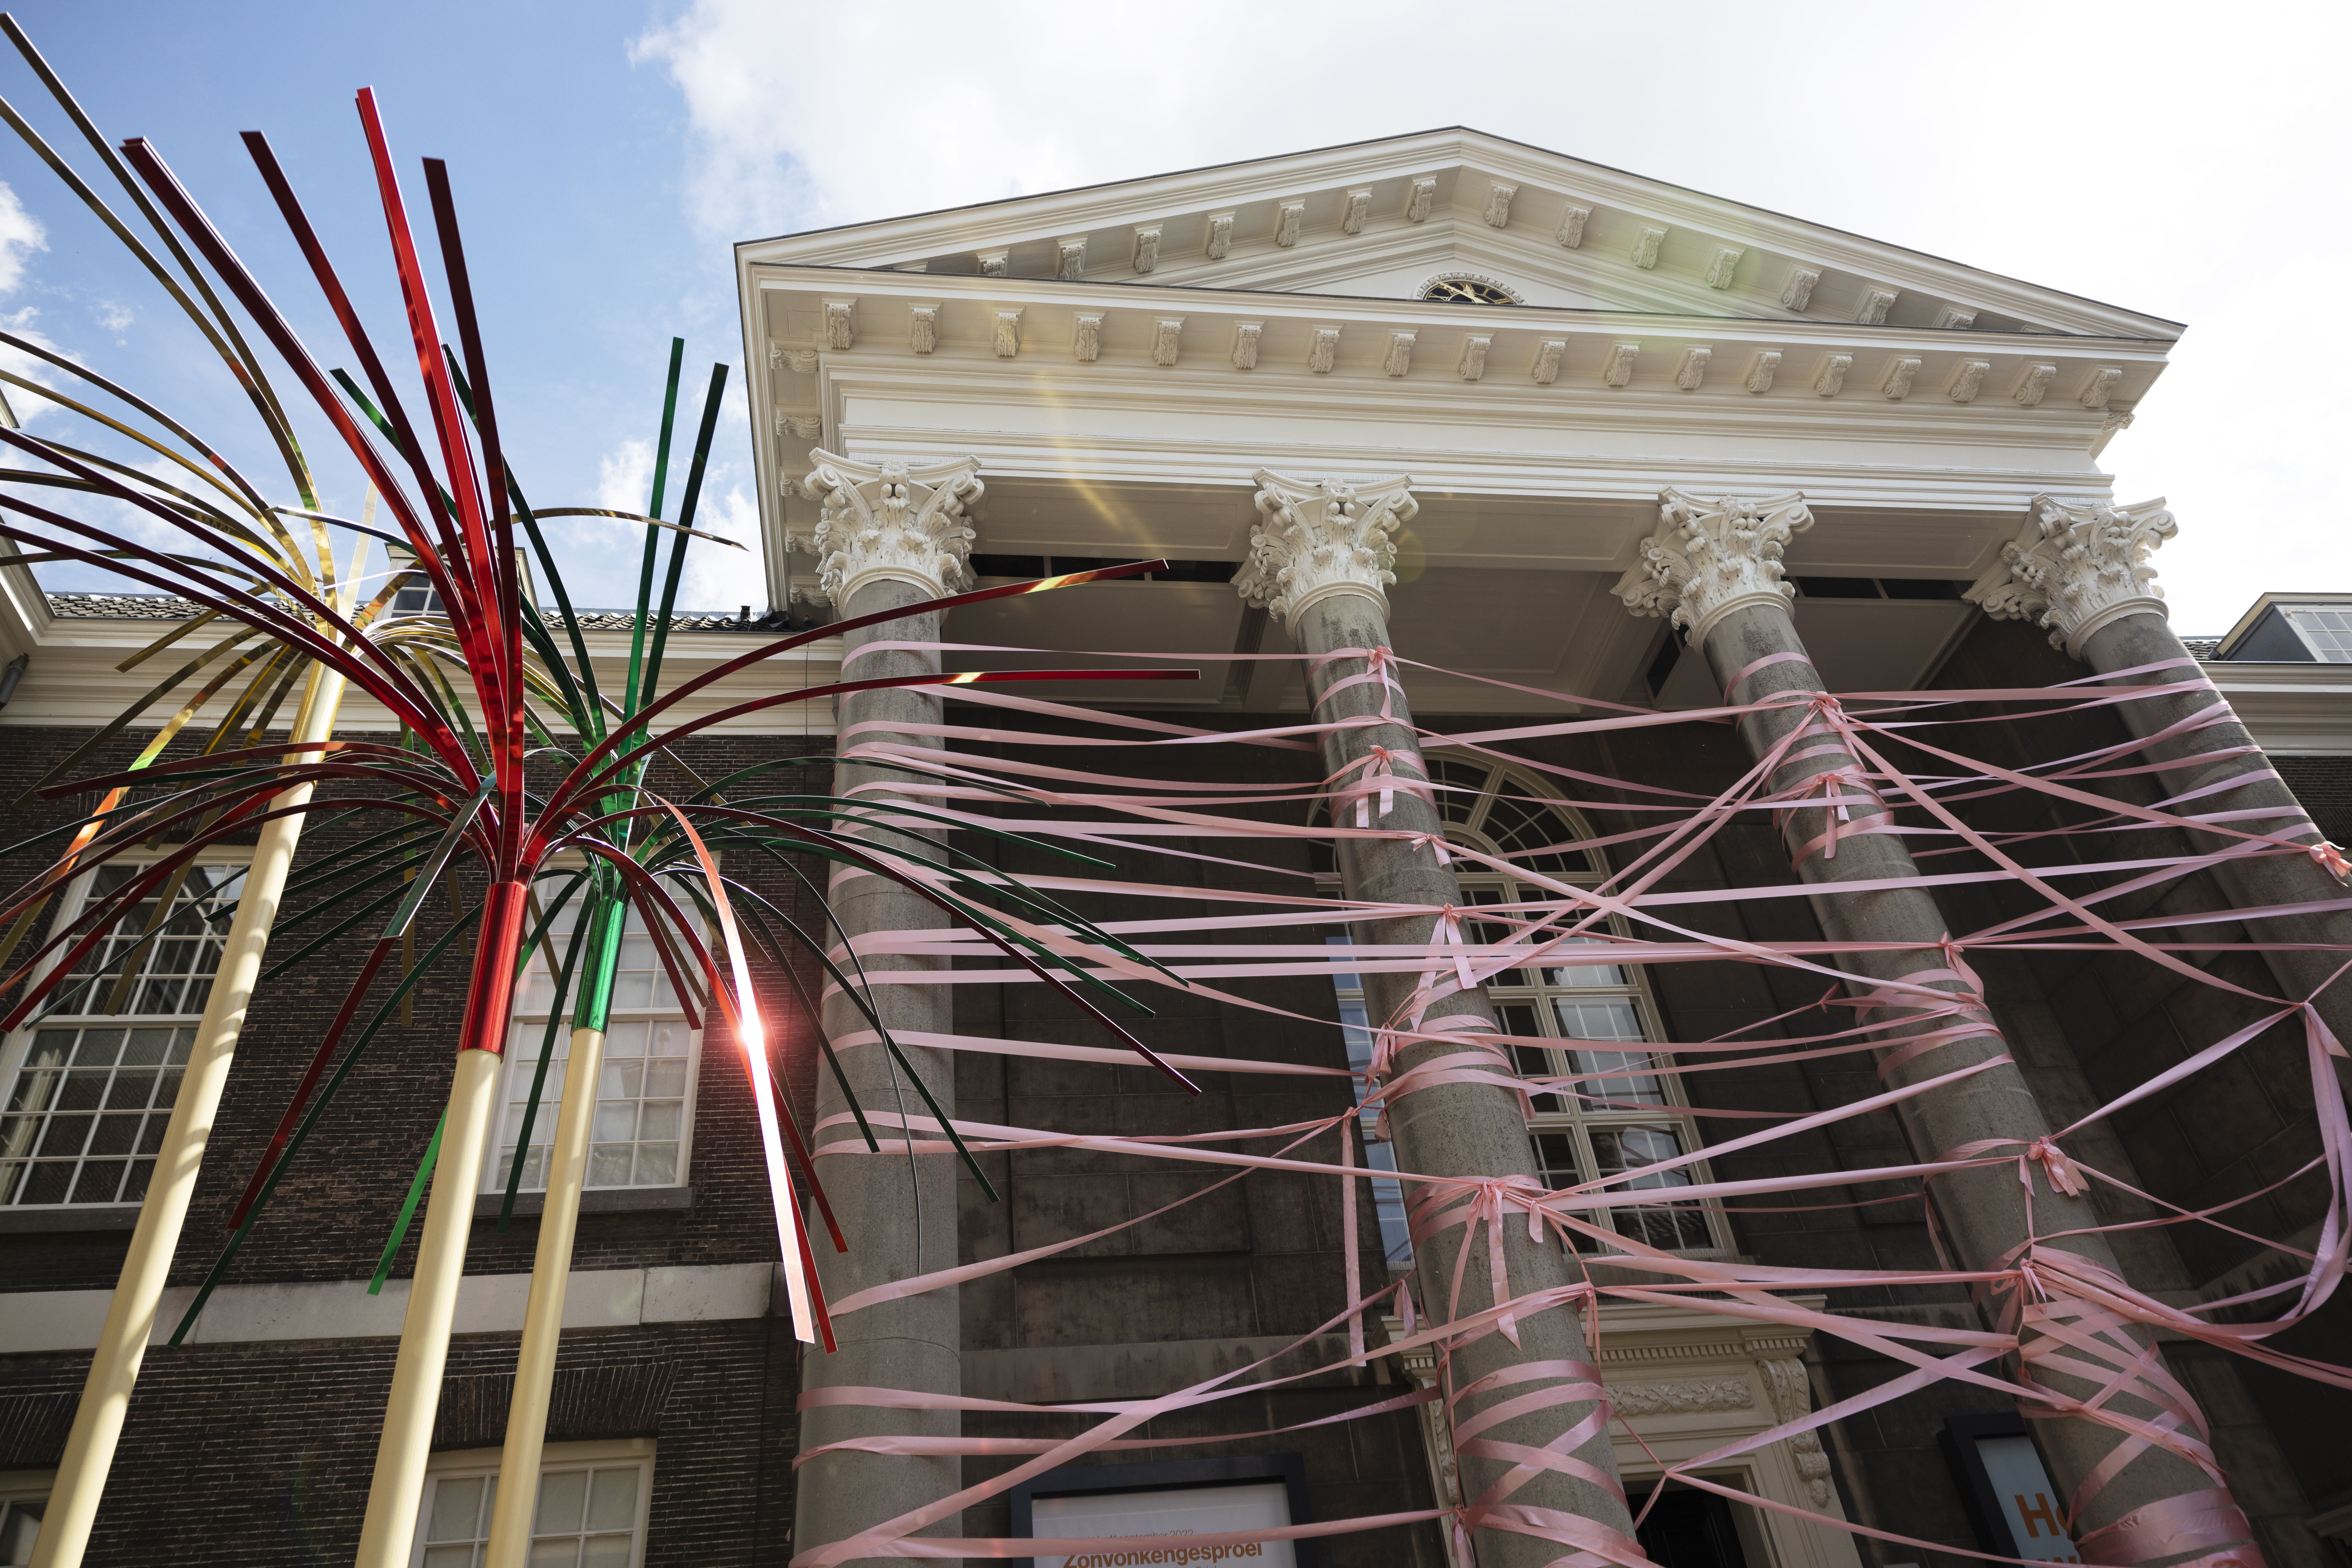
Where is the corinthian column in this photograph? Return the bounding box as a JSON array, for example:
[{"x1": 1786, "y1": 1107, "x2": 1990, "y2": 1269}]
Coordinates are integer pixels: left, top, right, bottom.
[
  {"x1": 1968, "y1": 494, "x2": 2352, "y2": 1053},
  {"x1": 794, "y1": 451, "x2": 978, "y2": 1565},
  {"x1": 1616, "y1": 488, "x2": 2260, "y2": 1567},
  {"x1": 1240, "y1": 471, "x2": 1637, "y2": 1568}
]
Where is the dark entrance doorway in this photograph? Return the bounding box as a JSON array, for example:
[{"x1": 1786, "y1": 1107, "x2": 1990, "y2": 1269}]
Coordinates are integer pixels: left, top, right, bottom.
[{"x1": 1633, "y1": 1485, "x2": 1748, "y2": 1568}]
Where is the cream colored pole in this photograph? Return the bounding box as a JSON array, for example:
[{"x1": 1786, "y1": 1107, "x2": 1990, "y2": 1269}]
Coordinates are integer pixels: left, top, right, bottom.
[
  {"x1": 480, "y1": 1023, "x2": 607, "y2": 1568},
  {"x1": 354, "y1": 1044, "x2": 505, "y2": 1568},
  {"x1": 29, "y1": 660, "x2": 347, "y2": 1568}
]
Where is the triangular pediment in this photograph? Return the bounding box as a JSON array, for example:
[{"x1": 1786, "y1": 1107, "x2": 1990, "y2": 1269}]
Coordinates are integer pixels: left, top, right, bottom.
[{"x1": 737, "y1": 128, "x2": 2178, "y2": 340}]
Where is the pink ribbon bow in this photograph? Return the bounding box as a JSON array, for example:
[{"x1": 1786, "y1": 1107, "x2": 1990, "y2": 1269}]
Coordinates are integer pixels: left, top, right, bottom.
[{"x1": 2025, "y1": 1136, "x2": 2087, "y2": 1198}]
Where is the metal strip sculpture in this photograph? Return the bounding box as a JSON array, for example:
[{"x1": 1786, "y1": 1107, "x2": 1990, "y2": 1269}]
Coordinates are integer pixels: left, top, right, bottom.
[{"x1": 0, "y1": 33, "x2": 1196, "y2": 1568}]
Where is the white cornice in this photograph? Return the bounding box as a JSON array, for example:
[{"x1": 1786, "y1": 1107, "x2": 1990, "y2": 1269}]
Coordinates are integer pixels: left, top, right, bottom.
[
  {"x1": 736, "y1": 128, "x2": 2180, "y2": 343},
  {"x1": 2207, "y1": 663, "x2": 2352, "y2": 755}
]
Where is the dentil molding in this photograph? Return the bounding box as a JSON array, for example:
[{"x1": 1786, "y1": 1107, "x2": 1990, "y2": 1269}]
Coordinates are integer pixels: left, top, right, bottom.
[
  {"x1": 804, "y1": 449, "x2": 983, "y2": 606},
  {"x1": 1235, "y1": 469, "x2": 1419, "y2": 622},
  {"x1": 1614, "y1": 487, "x2": 1815, "y2": 643},
  {"x1": 1965, "y1": 492, "x2": 2177, "y2": 656}
]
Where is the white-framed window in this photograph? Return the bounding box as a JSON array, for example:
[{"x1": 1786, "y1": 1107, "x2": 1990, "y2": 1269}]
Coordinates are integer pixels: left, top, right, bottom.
[
  {"x1": 1324, "y1": 756, "x2": 1724, "y2": 1260},
  {"x1": 0, "y1": 1470, "x2": 49, "y2": 1568},
  {"x1": 2282, "y1": 606, "x2": 2352, "y2": 662},
  {"x1": 489, "y1": 898, "x2": 700, "y2": 1195},
  {"x1": 413, "y1": 1438, "x2": 654, "y2": 1568},
  {"x1": 0, "y1": 858, "x2": 245, "y2": 1208}
]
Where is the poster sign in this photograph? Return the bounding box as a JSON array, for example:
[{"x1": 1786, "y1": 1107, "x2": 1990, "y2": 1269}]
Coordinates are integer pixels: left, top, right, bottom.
[
  {"x1": 1029, "y1": 1480, "x2": 1297, "y2": 1568},
  {"x1": 1971, "y1": 1435, "x2": 2080, "y2": 1563}
]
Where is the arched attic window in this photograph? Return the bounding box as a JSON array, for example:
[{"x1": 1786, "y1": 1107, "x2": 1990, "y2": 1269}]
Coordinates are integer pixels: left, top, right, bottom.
[{"x1": 1325, "y1": 754, "x2": 1723, "y2": 1264}]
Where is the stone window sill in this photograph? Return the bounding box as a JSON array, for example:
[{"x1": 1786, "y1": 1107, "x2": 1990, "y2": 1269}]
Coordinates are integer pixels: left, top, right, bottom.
[{"x1": 0, "y1": 1205, "x2": 140, "y2": 1233}]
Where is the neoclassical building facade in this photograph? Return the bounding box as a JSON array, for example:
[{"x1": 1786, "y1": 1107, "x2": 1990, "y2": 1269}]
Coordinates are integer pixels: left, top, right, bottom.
[
  {"x1": 0, "y1": 128, "x2": 2348, "y2": 1568},
  {"x1": 731, "y1": 130, "x2": 2352, "y2": 1568}
]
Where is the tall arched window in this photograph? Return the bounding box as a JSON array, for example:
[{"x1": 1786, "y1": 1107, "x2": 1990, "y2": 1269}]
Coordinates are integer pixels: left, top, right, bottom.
[{"x1": 1328, "y1": 755, "x2": 1722, "y2": 1266}]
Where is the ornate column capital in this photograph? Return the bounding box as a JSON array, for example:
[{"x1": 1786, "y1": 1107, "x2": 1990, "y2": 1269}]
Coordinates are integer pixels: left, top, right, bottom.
[
  {"x1": 804, "y1": 449, "x2": 982, "y2": 606},
  {"x1": 1612, "y1": 487, "x2": 1814, "y2": 643},
  {"x1": 1965, "y1": 493, "x2": 2176, "y2": 657},
  {"x1": 1235, "y1": 470, "x2": 1418, "y2": 622}
]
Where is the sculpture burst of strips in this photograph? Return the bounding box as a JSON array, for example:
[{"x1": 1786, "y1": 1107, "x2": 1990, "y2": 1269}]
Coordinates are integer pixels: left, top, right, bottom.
[{"x1": 0, "y1": 60, "x2": 1198, "y2": 1348}]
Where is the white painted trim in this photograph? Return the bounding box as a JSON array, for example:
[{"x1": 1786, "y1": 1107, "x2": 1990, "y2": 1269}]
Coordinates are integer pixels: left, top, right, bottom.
[{"x1": 0, "y1": 1262, "x2": 776, "y2": 1353}]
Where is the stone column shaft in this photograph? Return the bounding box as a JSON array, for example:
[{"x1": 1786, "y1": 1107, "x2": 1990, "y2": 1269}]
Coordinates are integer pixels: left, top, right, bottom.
[
  {"x1": 1245, "y1": 471, "x2": 1634, "y2": 1568},
  {"x1": 794, "y1": 455, "x2": 977, "y2": 1566},
  {"x1": 1972, "y1": 494, "x2": 2352, "y2": 1055},
  {"x1": 1620, "y1": 488, "x2": 2259, "y2": 1564}
]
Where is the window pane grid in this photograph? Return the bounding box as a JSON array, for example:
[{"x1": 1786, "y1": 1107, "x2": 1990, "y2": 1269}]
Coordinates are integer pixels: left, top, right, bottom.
[
  {"x1": 494, "y1": 1019, "x2": 693, "y2": 1193},
  {"x1": 59, "y1": 863, "x2": 242, "y2": 1017},
  {"x1": 0, "y1": 860, "x2": 239, "y2": 1208},
  {"x1": 498, "y1": 898, "x2": 696, "y2": 1195},
  {"x1": 418, "y1": 1463, "x2": 643, "y2": 1568},
  {"x1": 1403, "y1": 756, "x2": 1723, "y2": 1255},
  {"x1": 2286, "y1": 607, "x2": 2352, "y2": 662}
]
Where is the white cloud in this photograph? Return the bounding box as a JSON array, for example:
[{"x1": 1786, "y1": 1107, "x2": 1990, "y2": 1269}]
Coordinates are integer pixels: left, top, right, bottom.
[
  {"x1": 677, "y1": 479, "x2": 763, "y2": 613},
  {"x1": 94, "y1": 301, "x2": 133, "y2": 340},
  {"x1": 595, "y1": 436, "x2": 656, "y2": 517},
  {"x1": 635, "y1": 0, "x2": 2352, "y2": 631},
  {"x1": 0, "y1": 306, "x2": 61, "y2": 426},
  {"x1": 0, "y1": 182, "x2": 45, "y2": 295}
]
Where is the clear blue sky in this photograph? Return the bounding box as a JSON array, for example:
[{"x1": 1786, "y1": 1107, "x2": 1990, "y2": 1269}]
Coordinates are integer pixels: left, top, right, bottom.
[{"x1": 0, "y1": 0, "x2": 752, "y2": 611}]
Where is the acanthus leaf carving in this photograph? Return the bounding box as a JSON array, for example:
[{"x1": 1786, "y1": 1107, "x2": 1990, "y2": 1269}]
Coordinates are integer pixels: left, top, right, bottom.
[
  {"x1": 821, "y1": 300, "x2": 856, "y2": 350},
  {"x1": 1780, "y1": 267, "x2": 1820, "y2": 312},
  {"x1": 1755, "y1": 1357, "x2": 1835, "y2": 1511},
  {"x1": 1072, "y1": 313, "x2": 1103, "y2": 364},
  {"x1": 1273, "y1": 200, "x2": 1305, "y2": 248},
  {"x1": 1632, "y1": 226, "x2": 1666, "y2": 269},
  {"x1": 2013, "y1": 362, "x2": 2057, "y2": 406},
  {"x1": 1880, "y1": 355, "x2": 1920, "y2": 400},
  {"x1": 1341, "y1": 189, "x2": 1371, "y2": 234},
  {"x1": 1236, "y1": 470, "x2": 1417, "y2": 622},
  {"x1": 1744, "y1": 350, "x2": 1782, "y2": 394},
  {"x1": 1055, "y1": 237, "x2": 1087, "y2": 279},
  {"x1": 1613, "y1": 486, "x2": 1814, "y2": 641},
  {"x1": 806, "y1": 449, "x2": 983, "y2": 606},
  {"x1": 1531, "y1": 340, "x2": 1564, "y2": 385},
  {"x1": 1610, "y1": 1377, "x2": 1757, "y2": 1416},
  {"x1": 1855, "y1": 287, "x2": 1897, "y2": 326},
  {"x1": 1457, "y1": 334, "x2": 1491, "y2": 382},
  {"x1": 1151, "y1": 317, "x2": 1184, "y2": 368},
  {"x1": 1674, "y1": 346, "x2": 1712, "y2": 391},
  {"x1": 2079, "y1": 366, "x2": 2123, "y2": 410},
  {"x1": 1307, "y1": 327, "x2": 1339, "y2": 374},
  {"x1": 1131, "y1": 226, "x2": 1161, "y2": 274},
  {"x1": 1965, "y1": 493, "x2": 2176, "y2": 655},
  {"x1": 908, "y1": 303, "x2": 939, "y2": 356},
  {"x1": 1232, "y1": 322, "x2": 1261, "y2": 371},
  {"x1": 1947, "y1": 359, "x2": 1990, "y2": 403},
  {"x1": 1205, "y1": 214, "x2": 1233, "y2": 260},
  {"x1": 991, "y1": 309, "x2": 1022, "y2": 360},
  {"x1": 1704, "y1": 246, "x2": 1744, "y2": 289},
  {"x1": 1813, "y1": 352, "x2": 1851, "y2": 397},
  {"x1": 1934, "y1": 304, "x2": 1978, "y2": 330},
  {"x1": 1404, "y1": 177, "x2": 1436, "y2": 223},
  {"x1": 1602, "y1": 342, "x2": 1639, "y2": 388},
  {"x1": 1556, "y1": 204, "x2": 1590, "y2": 248},
  {"x1": 1483, "y1": 182, "x2": 1516, "y2": 228},
  {"x1": 976, "y1": 249, "x2": 1008, "y2": 278},
  {"x1": 1382, "y1": 331, "x2": 1416, "y2": 378}
]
